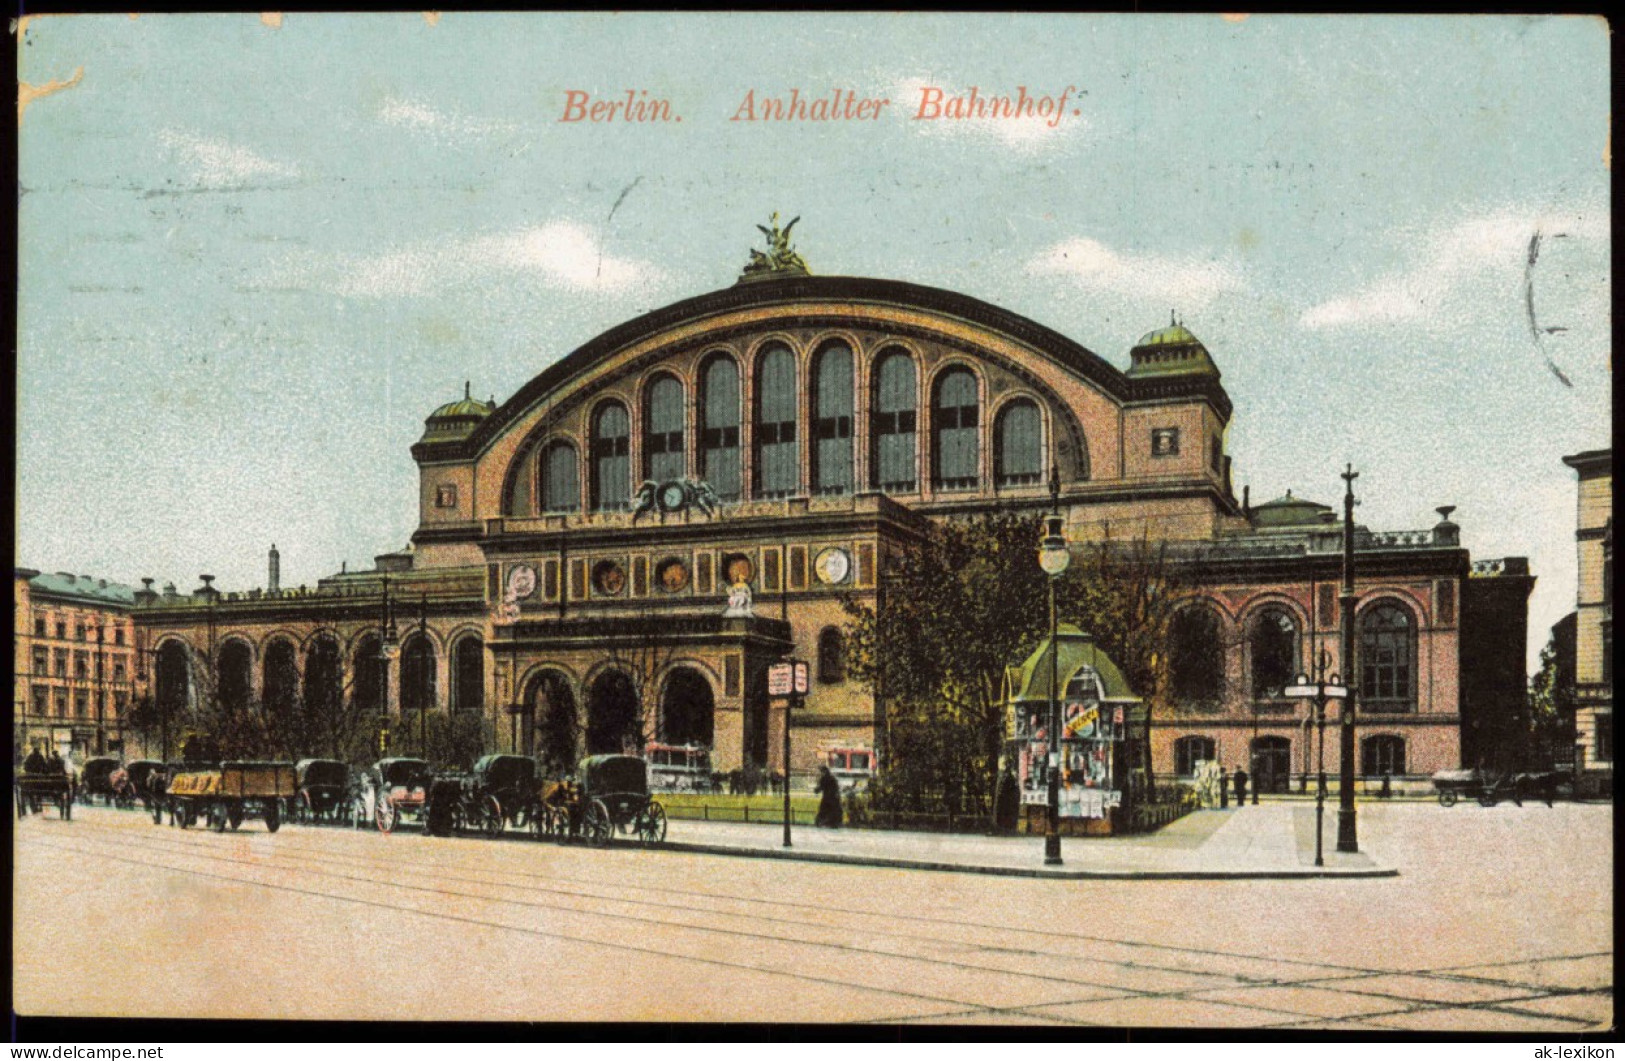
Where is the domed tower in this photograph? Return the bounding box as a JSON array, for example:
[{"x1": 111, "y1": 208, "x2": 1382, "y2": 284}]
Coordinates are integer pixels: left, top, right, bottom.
[
  {"x1": 413, "y1": 383, "x2": 495, "y2": 566},
  {"x1": 1125, "y1": 315, "x2": 1222, "y2": 381}
]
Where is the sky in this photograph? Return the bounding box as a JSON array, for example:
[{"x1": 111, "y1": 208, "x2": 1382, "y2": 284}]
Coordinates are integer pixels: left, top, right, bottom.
[{"x1": 15, "y1": 13, "x2": 1611, "y2": 671}]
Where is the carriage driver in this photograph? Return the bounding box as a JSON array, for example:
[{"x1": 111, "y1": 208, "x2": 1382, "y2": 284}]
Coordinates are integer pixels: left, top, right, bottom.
[{"x1": 23, "y1": 745, "x2": 47, "y2": 775}]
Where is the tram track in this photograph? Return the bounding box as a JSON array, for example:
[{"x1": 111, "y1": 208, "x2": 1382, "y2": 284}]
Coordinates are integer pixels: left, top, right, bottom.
[{"x1": 23, "y1": 813, "x2": 1608, "y2": 1028}]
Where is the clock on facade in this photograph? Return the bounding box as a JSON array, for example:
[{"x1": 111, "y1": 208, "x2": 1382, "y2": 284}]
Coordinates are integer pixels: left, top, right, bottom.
[
  {"x1": 659, "y1": 481, "x2": 688, "y2": 513},
  {"x1": 813, "y1": 547, "x2": 851, "y2": 586}
]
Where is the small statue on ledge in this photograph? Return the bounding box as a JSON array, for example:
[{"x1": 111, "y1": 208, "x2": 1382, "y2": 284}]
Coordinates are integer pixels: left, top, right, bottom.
[{"x1": 740, "y1": 212, "x2": 809, "y2": 279}]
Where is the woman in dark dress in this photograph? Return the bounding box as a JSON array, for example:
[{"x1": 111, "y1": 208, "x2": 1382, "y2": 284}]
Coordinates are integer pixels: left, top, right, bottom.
[{"x1": 815, "y1": 766, "x2": 843, "y2": 828}]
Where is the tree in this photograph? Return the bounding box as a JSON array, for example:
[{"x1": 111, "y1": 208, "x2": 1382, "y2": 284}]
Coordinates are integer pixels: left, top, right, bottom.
[
  {"x1": 595, "y1": 602, "x2": 682, "y2": 756},
  {"x1": 842, "y1": 510, "x2": 1192, "y2": 816},
  {"x1": 1527, "y1": 618, "x2": 1577, "y2": 769}
]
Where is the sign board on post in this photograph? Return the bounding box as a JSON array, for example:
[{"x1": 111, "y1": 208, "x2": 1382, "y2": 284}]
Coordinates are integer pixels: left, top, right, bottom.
[
  {"x1": 793, "y1": 661, "x2": 809, "y2": 695},
  {"x1": 767, "y1": 662, "x2": 793, "y2": 698}
]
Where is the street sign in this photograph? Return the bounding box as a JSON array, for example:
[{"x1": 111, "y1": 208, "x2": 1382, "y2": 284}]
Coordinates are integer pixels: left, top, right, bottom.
[
  {"x1": 793, "y1": 661, "x2": 809, "y2": 695},
  {"x1": 768, "y1": 662, "x2": 793, "y2": 697}
]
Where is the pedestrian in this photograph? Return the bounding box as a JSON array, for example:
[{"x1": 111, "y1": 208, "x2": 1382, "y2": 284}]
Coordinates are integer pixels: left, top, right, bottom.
[
  {"x1": 1233, "y1": 767, "x2": 1249, "y2": 806},
  {"x1": 1380, "y1": 771, "x2": 1392, "y2": 799},
  {"x1": 23, "y1": 745, "x2": 47, "y2": 775},
  {"x1": 815, "y1": 766, "x2": 843, "y2": 828},
  {"x1": 1219, "y1": 765, "x2": 1229, "y2": 809}
]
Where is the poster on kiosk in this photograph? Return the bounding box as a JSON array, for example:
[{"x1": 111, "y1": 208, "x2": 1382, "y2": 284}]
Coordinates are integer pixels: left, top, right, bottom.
[{"x1": 1017, "y1": 673, "x2": 1125, "y2": 819}]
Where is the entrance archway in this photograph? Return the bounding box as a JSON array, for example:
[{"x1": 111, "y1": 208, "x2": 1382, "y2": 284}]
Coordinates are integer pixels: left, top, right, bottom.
[
  {"x1": 529, "y1": 670, "x2": 578, "y2": 775},
  {"x1": 1251, "y1": 735, "x2": 1292, "y2": 794},
  {"x1": 586, "y1": 670, "x2": 640, "y2": 755},
  {"x1": 263, "y1": 639, "x2": 300, "y2": 715},
  {"x1": 660, "y1": 668, "x2": 715, "y2": 747}
]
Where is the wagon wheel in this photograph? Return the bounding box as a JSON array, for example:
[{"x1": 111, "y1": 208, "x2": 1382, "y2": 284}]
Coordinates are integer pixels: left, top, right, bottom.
[
  {"x1": 177, "y1": 803, "x2": 193, "y2": 829},
  {"x1": 375, "y1": 795, "x2": 399, "y2": 834},
  {"x1": 1477, "y1": 793, "x2": 1500, "y2": 807},
  {"x1": 1439, "y1": 790, "x2": 1458, "y2": 807},
  {"x1": 209, "y1": 803, "x2": 229, "y2": 832},
  {"x1": 638, "y1": 802, "x2": 667, "y2": 845},
  {"x1": 14, "y1": 787, "x2": 25, "y2": 821},
  {"x1": 228, "y1": 805, "x2": 244, "y2": 830},
  {"x1": 585, "y1": 800, "x2": 613, "y2": 847},
  {"x1": 482, "y1": 796, "x2": 505, "y2": 838},
  {"x1": 264, "y1": 803, "x2": 281, "y2": 833}
]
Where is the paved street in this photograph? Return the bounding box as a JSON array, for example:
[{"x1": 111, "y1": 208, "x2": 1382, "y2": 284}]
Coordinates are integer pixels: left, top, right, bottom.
[{"x1": 13, "y1": 801, "x2": 1613, "y2": 1029}]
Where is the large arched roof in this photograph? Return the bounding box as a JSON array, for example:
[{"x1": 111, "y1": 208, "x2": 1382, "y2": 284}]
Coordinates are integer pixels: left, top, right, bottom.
[{"x1": 414, "y1": 275, "x2": 1231, "y2": 463}]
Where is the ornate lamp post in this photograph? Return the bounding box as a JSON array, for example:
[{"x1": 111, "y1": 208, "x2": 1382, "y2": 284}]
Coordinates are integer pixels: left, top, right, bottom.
[
  {"x1": 379, "y1": 574, "x2": 400, "y2": 756},
  {"x1": 1036, "y1": 465, "x2": 1071, "y2": 866},
  {"x1": 1286, "y1": 650, "x2": 1348, "y2": 866},
  {"x1": 417, "y1": 593, "x2": 430, "y2": 759},
  {"x1": 1337, "y1": 465, "x2": 1360, "y2": 853}
]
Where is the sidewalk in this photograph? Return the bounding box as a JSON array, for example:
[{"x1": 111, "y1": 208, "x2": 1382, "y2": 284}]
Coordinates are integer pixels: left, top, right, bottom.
[{"x1": 657, "y1": 803, "x2": 1395, "y2": 880}]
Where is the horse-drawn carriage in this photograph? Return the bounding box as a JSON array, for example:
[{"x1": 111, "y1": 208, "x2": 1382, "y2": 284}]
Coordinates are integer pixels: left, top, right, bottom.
[
  {"x1": 15, "y1": 764, "x2": 73, "y2": 820},
  {"x1": 421, "y1": 755, "x2": 545, "y2": 839},
  {"x1": 540, "y1": 755, "x2": 666, "y2": 846},
  {"x1": 79, "y1": 756, "x2": 126, "y2": 806},
  {"x1": 1431, "y1": 767, "x2": 1563, "y2": 807},
  {"x1": 159, "y1": 761, "x2": 297, "y2": 832},
  {"x1": 368, "y1": 758, "x2": 433, "y2": 833},
  {"x1": 124, "y1": 760, "x2": 165, "y2": 811},
  {"x1": 290, "y1": 759, "x2": 354, "y2": 825}
]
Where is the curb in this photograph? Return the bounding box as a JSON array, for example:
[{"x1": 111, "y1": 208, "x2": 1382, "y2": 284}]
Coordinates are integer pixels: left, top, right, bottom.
[{"x1": 654, "y1": 839, "x2": 1399, "y2": 880}]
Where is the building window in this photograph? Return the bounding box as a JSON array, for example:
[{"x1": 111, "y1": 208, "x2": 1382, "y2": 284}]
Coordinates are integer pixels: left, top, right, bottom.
[
  {"x1": 400, "y1": 635, "x2": 436, "y2": 714},
  {"x1": 932, "y1": 367, "x2": 979, "y2": 491},
  {"x1": 54, "y1": 650, "x2": 66, "y2": 677},
  {"x1": 1597, "y1": 713, "x2": 1614, "y2": 763},
  {"x1": 452, "y1": 636, "x2": 485, "y2": 712},
  {"x1": 115, "y1": 628, "x2": 125, "y2": 647},
  {"x1": 1174, "y1": 735, "x2": 1217, "y2": 776},
  {"x1": 643, "y1": 374, "x2": 686, "y2": 483},
  {"x1": 1437, "y1": 579, "x2": 1456, "y2": 626},
  {"x1": 74, "y1": 652, "x2": 88, "y2": 680},
  {"x1": 54, "y1": 689, "x2": 68, "y2": 718},
  {"x1": 1318, "y1": 584, "x2": 1336, "y2": 628},
  {"x1": 1603, "y1": 622, "x2": 1613, "y2": 685},
  {"x1": 699, "y1": 354, "x2": 742, "y2": 500},
  {"x1": 76, "y1": 623, "x2": 86, "y2": 641},
  {"x1": 32, "y1": 687, "x2": 48, "y2": 717},
  {"x1": 1152, "y1": 427, "x2": 1180, "y2": 457},
  {"x1": 114, "y1": 662, "x2": 127, "y2": 683},
  {"x1": 994, "y1": 399, "x2": 1043, "y2": 487},
  {"x1": 1249, "y1": 608, "x2": 1297, "y2": 700},
  {"x1": 114, "y1": 691, "x2": 127, "y2": 718},
  {"x1": 1210, "y1": 435, "x2": 1222, "y2": 473},
  {"x1": 754, "y1": 343, "x2": 799, "y2": 498},
  {"x1": 1359, "y1": 602, "x2": 1416, "y2": 712},
  {"x1": 817, "y1": 627, "x2": 846, "y2": 684},
  {"x1": 1361, "y1": 735, "x2": 1407, "y2": 777},
  {"x1": 542, "y1": 441, "x2": 580, "y2": 514},
  {"x1": 591, "y1": 402, "x2": 631, "y2": 511},
  {"x1": 1169, "y1": 606, "x2": 1225, "y2": 706},
  {"x1": 871, "y1": 348, "x2": 918, "y2": 492},
  {"x1": 811, "y1": 342, "x2": 854, "y2": 496},
  {"x1": 435, "y1": 483, "x2": 458, "y2": 509},
  {"x1": 32, "y1": 647, "x2": 47, "y2": 676},
  {"x1": 33, "y1": 616, "x2": 45, "y2": 637},
  {"x1": 74, "y1": 691, "x2": 88, "y2": 719},
  {"x1": 55, "y1": 622, "x2": 66, "y2": 639}
]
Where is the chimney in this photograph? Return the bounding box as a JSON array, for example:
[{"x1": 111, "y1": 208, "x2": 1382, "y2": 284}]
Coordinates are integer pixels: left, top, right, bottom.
[{"x1": 269, "y1": 543, "x2": 281, "y2": 593}]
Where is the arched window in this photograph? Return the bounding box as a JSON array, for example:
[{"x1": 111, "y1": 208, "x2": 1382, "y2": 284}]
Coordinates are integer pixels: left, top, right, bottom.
[
  {"x1": 1361, "y1": 735, "x2": 1406, "y2": 776},
  {"x1": 217, "y1": 640, "x2": 254, "y2": 712},
  {"x1": 754, "y1": 344, "x2": 798, "y2": 499},
  {"x1": 811, "y1": 343, "x2": 854, "y2": 495},
  {"x1": 303, "y1": 635, "x2": 343, "y2": 716},
  {"x1": 506, "y1": 446, "x2": 535, "y2": 517},
  {"x1": 643, "y1": 374, "x2": 686, "y2": 483},
  {"x1": 995, "y1": 399, "x2": 1043, "y2": 487},
  {"x1": 352, "y1": 634, "x2": 383, "y2": 714},
  {"x1": 817, "y1": 627, "x2": 846, "y2": 684},
  {"x1": 541, "y1": 441, "x2": 579, "y2": 514},
  {"x1": 590, "y1": 402, "x2": 631, "y2": 511},
  {"x1": 400, "y1": 635, "x2": 436, "y2": 715},
  {"x1": 452, "y1": 636, "x2": 484, "y2": 713},
  {"x1": 1169, "y1": 606, "x2": 1224, "y2": 705},
  {"x1": 1174, "y1": 735, "x2": 1216, "y2": 776},
  {"x1": 262, "y1": 639, "x2": 300, "y2": 714},
  {"x1": 932, "y1": 368, "x2": 979, "y2": 491},
  {"x1": 871, "y1": 348, "x2": 917, "y2": 492},
  {"x1": 1360, "y1": 602, "x2": 1415, "y2": 711},
  {"x1": 1249, "y1": 608, "x2": 1297, "y2": 700},
  {"x1": 699, "y1": 354, "x2": 741, "y2": 500}
]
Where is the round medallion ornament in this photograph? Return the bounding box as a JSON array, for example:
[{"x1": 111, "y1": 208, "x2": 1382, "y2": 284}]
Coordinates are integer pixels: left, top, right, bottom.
[
  {"x1": 591, "y1": 560, "x2": 626, "y2": 596},
  {"x1": 506, "y1": 563, "x2": 538, "y2": 600},
  {"x1": 657, "y1": 558, "x2": 690, "y2": 593},
  {"x1": 814, "y1": 547, "x2": 851, "y2": 586},
  {"x1": 724, "y1": 553, "x2": 755, "y2": 586}
]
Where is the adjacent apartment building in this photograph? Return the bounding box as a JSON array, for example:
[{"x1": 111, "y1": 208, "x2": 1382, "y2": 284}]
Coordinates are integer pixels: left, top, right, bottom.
[{"x1": 1562, "y1": 448, "x2": 1612, "y2": 797}]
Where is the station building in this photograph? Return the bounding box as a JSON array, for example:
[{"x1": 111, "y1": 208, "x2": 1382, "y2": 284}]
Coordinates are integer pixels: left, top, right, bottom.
[{"x1": 126, "y1": 230, "x2": 1533, "y2": 787}]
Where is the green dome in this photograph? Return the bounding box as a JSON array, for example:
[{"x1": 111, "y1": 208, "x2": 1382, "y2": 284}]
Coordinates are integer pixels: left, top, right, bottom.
[
  {"x1": 1251, "y1": 490, "x2": 1334, "y2": 528},
  {"x1": 1127, "y1": 316, "x2": 1220, "y2": 379},
  {"x1": 421, "y1": 384, "x2": 495, "y2": 442}
]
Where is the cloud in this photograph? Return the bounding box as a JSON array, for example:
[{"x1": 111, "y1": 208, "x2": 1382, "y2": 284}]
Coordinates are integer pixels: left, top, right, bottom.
[
  {"x1": 1300, "y1": 202, "x2": 1609, "y2": 329},
  {"x1": 157, "y1": 129, "x2": 297, "y2": 186},
  {"x1": 891, "y1": 77, "x2": 1088, "y2": 155},
  {"x1": 377, "y1": 95, "x2": 517, "y2": 140},
  {"x1": 299, "y1": 220, "x2": 664, "y2": 299},
  {"x1": 1026, "y1": 236, "x2": 1245, "y2": 308}
]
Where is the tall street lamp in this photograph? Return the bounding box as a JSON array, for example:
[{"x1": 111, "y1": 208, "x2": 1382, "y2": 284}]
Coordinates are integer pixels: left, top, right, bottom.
[
  {"x1": 1338, "y1": 465, "x2": 1360, "y2": 853},
  {"x1": 379, "y1": 573, "x2": 400, "y2": 756},
  {"x1": 417, "y1": 593, "x2": 430, "y2": 759},
  {"x1": 1036, "y1": 464, "x2": 1070, "y2": 866},
  {"x1": 1285, "y1": 650, "x2": 1348, "y2": 866}
]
